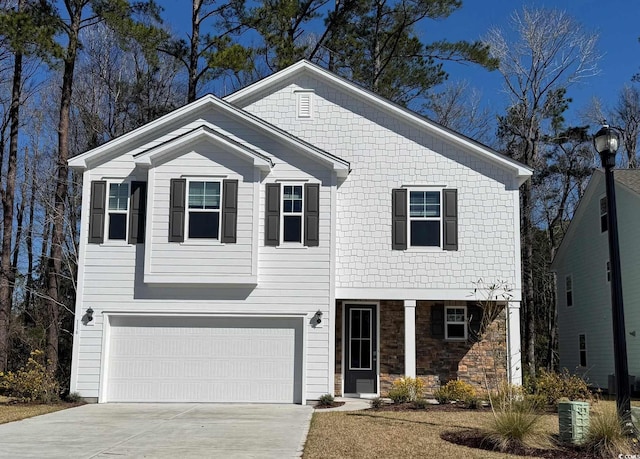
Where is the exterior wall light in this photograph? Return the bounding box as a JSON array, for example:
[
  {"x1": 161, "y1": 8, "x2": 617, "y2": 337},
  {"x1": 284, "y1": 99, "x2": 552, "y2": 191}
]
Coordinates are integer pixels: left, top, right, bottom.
[
  {"x1": 82, "y1": 307, "x2": 94, "y2": 326},
  {"x1": 313, "y1": 310, "x2": 323, "y2": 325}
]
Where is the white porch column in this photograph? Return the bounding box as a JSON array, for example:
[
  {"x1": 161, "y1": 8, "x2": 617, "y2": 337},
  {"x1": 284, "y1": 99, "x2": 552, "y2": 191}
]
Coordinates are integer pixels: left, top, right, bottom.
[
  {"x1": 404, "y1": 300, "x2": 416, "y2": 378},
  {"x1": 506, "y1": 301, "x2": 522, "y2": 386}
]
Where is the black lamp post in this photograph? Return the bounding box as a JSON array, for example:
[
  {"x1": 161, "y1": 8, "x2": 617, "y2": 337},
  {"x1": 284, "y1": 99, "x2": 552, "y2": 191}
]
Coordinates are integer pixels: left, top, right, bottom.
[{"x1": 593, "y1": 124, "x2": 632, "y2": 427}]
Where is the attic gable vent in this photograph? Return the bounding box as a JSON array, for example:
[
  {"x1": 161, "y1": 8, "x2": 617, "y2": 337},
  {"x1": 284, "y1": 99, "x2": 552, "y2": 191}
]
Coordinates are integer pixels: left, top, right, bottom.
[{"x1": 296, "y1": 91, "x2": 314, "y2": 119}]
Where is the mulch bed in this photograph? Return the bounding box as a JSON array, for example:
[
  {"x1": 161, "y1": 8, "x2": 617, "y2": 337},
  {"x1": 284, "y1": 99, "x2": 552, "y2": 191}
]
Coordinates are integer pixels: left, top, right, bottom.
[
  {"x1": 441, "y1": 429, "x2": 589, "y2": 459},
  {"x1": 372, "y1": 401, "x2": 490, "y2": 412},
  {"x1": 314, "y1": 401, "x2": 346, "y2": 409}
]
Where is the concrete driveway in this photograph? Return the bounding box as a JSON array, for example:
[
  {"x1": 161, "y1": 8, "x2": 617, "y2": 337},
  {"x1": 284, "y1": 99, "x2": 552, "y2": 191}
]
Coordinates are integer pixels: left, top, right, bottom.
[{"x1": 0, "y1": 403, "x2": 313, "y2": 458}]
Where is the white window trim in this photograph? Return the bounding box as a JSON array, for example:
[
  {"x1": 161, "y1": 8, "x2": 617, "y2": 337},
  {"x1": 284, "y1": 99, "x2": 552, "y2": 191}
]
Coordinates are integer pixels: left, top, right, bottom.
[
  {"x1": 445, "y1": 304, "x2": 467, "y2": 341},
  {"x1": 565, "y1": 274, "x2": 573, "y2": 307},
  {"x1": 407, "y1": 186, "x2": 443, "y2": 249},
  {"x1": 104, "y1": 180, "x2": 130, "y2": 243},
  {"x1": 280, "y1": 183, "x2": 304, "y2": 245},
  {"x1": 185, "y1": 178, "x2": 222, "y2": 242},
  {"x1": 578, "y1": 333, "x2": 587, "y2": 368}
]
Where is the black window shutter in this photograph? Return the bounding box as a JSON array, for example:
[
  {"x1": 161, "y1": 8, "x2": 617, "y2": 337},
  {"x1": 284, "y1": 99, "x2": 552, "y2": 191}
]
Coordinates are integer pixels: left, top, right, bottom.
[
  {"x1": 169, "y1": 178, "x2": 186, "y2": 242},
  {"x1": 221, "y1": 179, "x2": 238, "y2": 243},
  {"x1": 443, "y1": 188, "x2": 458, "y2": 251},
  {"x1": 467, "y1": 304, "x2": 483, "y2": 343},
  {"x1": 431, "y1": 303, "x2": 445, "y2": 339},
  {"x1": 88, "y1": 181, "x2": 106, "y2": 244},
  {"x1": 265, "y1": 183, "x2": 280, "y2": 246},
  {"x1": 128, "y1": 181, "x2": 147, "y2": 244},
  {"x1": 304, "y1": 183, "x2": 319, "y2": 247},
  {"x1": 392, "y1": 188, "x2": 407, "y2": 250}
]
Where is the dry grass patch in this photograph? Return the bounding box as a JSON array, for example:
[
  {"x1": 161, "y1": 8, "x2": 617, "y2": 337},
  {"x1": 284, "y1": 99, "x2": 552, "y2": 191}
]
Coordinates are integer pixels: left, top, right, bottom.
[
  {"x1": 304, "y1": 409, "x2": 559, "y2": 459},
  {"x1": 0, "y1": 403, "x2": 69, "y2": 424}
]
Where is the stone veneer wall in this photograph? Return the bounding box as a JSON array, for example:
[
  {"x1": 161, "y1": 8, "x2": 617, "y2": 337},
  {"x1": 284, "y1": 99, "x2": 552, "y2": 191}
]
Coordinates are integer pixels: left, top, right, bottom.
[{"x1": 335, "y1": 300, "x2": 507, "y2": 396}]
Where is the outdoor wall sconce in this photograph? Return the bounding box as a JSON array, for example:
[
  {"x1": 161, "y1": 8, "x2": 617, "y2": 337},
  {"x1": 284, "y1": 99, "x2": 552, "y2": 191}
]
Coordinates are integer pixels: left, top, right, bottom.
[
  {"x1": 82, "y1": 307, "x2": 94, "y2": 326},
  {"x1": 313, "y1": 310, "x2": 323, "y2": 325}
]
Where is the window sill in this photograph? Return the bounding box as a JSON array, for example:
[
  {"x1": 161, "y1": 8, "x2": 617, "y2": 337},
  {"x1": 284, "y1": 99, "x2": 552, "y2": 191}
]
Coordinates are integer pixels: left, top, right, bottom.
[
  {"x1": 99, "y1": 242, "x2": 134, "y2": 247},
  {"x1": 180, "y1": 240, "x2": 224, "y2": 246},
  {"x1": 404, "y1": 246, "x2": 444, "y2": 253},
  {"x1": 276, "y1": 243, "x2": 308, "y2": 249}
]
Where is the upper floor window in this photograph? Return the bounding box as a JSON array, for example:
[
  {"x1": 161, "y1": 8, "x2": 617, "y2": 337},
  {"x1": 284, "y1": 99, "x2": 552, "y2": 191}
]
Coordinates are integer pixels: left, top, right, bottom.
[
  {"x1": 88, "y1": 180, "x2": 146, "y2": 245},
  {"x1": 600, "y1": 196, "x2": 608, "y2": 232},
  {"x1": 282, "y1": 185, "x2": 303, "y2": 243},
  {"x1": 565, "y1": 275, "x2": 573, "y2": 307},
  {"x1": 107, "y1": 182, "x2": 129, "y2": 240},
  {"x1": 392, "y1": 187, "x2": 457, "y2": 251},
  {"x1": 187, "y1": 180, "x2": 221, "y2": 239},
  {"x1": 265, "y1": 183, "x2": 319, "y2": 247},
  {"x1": 606, "y1": 260, "x2": 611, "y2": 282},
  {"x1": 445, "y1": 305, "x2": 467, "y2": 340},
  {"x1": 409, "y1": 190, "x2": 441, "y2": 247}
]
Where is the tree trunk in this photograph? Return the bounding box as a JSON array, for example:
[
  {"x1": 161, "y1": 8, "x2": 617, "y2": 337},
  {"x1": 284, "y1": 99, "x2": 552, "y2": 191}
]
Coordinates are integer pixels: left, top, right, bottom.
[
  {"x1": 521, "y1": 179, "x2": 536, "y2": 381},
  {"x1": 0, "y1": 48, "x2": 23, "y2": 372},
  {"x1": 187, "y1": 0, "x2": 201, "y2": 103},
  {"x1": 46, "y1": 8, "x2": 81, "y2": 372}
]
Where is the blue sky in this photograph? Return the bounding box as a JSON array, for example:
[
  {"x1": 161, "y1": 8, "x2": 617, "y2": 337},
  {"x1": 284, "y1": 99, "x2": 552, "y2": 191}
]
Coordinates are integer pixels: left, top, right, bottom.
[{"x1": 158, "y1": 0, "x2": 639, "y2": 126}]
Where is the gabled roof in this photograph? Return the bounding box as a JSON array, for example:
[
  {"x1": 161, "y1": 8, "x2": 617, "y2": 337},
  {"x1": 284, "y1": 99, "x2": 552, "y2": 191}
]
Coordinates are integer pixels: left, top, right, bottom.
[
  {"x1": 225, "y1": 60, "x2": 533, "y2": 185},
  {"x1": 551, "y1": 169, "x2": 640, "y2": 269},
  {"x1": 68, "y1": 93, "x2": 350, "y2": 177},
  {"x1": 133, "y1": 124, "x2": 273, "y2": 171}
]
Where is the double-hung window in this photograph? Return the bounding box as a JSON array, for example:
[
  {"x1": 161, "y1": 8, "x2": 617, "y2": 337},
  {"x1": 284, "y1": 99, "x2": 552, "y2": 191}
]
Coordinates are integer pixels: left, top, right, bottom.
[
  {"x1": 445, "y1": 305, "x2": 467, "y2": 340},
  {"x1": 187, "y1": 180, "x2": 221, "y2": 239},
  {"x1": 409, "y1": 190, "x2": 441, "y2": 247},
  {"x1": 565, "y1": 275, "x2": 573, "y2": 307},
  {"x1": 282, "y1": 185, "x2": 303, "y2": 243},
  {"x1": 107, "y1": 183, "x2": 129, "y2": 240},
  {"x1": 600, "y1": 197, "x2": 608, "y2": 232},
  {"x1": 579, "y1": 334, "x2": 587, "y2": 367}
]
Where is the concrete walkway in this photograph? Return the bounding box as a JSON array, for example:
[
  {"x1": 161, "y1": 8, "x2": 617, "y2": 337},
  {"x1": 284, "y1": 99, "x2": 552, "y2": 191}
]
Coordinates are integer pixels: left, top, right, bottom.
[
  {"x1": 315, "y1": 397, "x2": 372, "y2": 412},
  {"x1": 0, "y1": 403, "x2": 313, "y2": 459}
]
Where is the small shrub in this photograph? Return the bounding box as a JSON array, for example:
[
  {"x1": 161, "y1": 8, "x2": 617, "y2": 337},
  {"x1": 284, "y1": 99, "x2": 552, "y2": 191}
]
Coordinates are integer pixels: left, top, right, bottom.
[
  {"x1": 66, "y1": 392, "x2": 83, "y2": 403},
  {"x1": 463, "y1": 394, "x2": 483, "y2": 410},
  {"x1": 411, "y1": 398, "x2": 430, "y2": 410},
  {"x1": 485, "y1": 405, "x2": 545, "y2": 451},
  {"x1": 583, "y1": 404, "x2": 634, "y2": 457},
  {"x1": 0, "y1": 350, "x2": 59, "y2": 403},
  {"x1": 387, "y1": 377, "x2": 424, "y2": 404},
  {"x1": 317, "y1": 394, "x2": 334, "y2": 407},
  {"x1": 369, "y1": 397, "x2": 385, "y2": 410},
  {"x1": 434, "y1": 380, "x2": 476, "y2": 404},
  {"x1": 533, "y1": 368, "x2": 592, "y2": 407}
]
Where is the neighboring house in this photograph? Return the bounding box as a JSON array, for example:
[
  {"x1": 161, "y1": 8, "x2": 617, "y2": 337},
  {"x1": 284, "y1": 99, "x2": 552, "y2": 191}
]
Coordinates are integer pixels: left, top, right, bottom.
[
  {"x1": 68, "y1": 60, "x2": 531, "y2": 404},
  {"x1": 552, "y1": 170, "x2": 640, "y2": 391}
]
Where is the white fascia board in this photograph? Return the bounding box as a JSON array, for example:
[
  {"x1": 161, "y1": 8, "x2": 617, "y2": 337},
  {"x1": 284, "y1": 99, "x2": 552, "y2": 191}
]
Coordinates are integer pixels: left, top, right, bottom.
[
  {"x1": 134, "y1": 124, "x2": 273, "y2": 171},
  {"x1": 70, "y1": 92, "x2": 350, "y2": 177},
  {"x1": 225, "y1": 60, "x2": 532, "y2": 183},
  {"x1": 68, "y1": 95, "x2": 219, "y2": 169},
  {"x1": 336, "y1": 287, "x2": 522, "y2": 302}
]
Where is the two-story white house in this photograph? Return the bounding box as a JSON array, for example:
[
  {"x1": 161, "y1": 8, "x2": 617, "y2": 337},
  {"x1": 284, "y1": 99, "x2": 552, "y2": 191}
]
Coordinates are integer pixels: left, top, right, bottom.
[
  {"x1": 68, "y1": 61, "x2": 531, "y2": 404},
  {"x1": 552, "y1": 169, "x2": 640, "y2": 392}
]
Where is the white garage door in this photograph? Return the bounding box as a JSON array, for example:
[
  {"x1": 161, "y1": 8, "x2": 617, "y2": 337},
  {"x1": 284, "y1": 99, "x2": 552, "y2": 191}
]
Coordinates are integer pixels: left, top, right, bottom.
[{"x1": 106, "y1": 316, "x2": 303, "y2": 403}]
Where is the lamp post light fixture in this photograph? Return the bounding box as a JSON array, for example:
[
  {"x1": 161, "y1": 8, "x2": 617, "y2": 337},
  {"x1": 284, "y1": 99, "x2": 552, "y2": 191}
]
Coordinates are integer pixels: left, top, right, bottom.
[{"x1": 593, "y1": 124, "x2": 632, "y2": 427}]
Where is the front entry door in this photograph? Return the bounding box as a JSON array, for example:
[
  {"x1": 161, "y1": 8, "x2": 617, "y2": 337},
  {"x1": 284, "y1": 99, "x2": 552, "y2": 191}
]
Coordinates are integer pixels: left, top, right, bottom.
[{"x1": 344, "y1": 304, "x2": 377, "y2": 394}]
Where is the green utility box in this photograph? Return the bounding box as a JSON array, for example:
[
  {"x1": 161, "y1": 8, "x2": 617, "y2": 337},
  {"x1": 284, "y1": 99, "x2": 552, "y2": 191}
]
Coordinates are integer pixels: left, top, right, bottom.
[{"x1": 558, "y1": 401, "x2": 590, "y2": 444}]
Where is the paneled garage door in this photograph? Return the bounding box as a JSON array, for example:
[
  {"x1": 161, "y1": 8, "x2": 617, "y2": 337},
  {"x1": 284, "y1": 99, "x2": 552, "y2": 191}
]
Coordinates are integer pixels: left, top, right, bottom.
[{"x1": 105, "y1": 316, "x2": 303, "y2": 403}]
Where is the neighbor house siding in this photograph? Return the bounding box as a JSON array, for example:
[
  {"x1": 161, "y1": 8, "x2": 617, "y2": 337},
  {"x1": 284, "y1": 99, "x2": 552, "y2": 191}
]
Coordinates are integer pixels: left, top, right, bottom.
[
  {"x1": 555, "y1": 175, "x2": 640, "y2": 389},
  {"x1": 238, "y1": 75, "x2": 521, "y2": 299}
]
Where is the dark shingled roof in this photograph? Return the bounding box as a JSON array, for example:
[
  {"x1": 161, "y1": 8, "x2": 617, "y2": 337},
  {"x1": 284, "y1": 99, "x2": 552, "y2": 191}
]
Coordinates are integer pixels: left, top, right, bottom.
[{"x1": 614, "y1": 169, "x2": 640, "y2": 194}]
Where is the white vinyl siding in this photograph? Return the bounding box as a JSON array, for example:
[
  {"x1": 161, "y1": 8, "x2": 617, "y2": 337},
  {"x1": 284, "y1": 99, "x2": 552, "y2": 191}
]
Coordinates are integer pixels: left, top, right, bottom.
[{"x1": 72, "y1": 116, "x2": 335, "y2": 401}]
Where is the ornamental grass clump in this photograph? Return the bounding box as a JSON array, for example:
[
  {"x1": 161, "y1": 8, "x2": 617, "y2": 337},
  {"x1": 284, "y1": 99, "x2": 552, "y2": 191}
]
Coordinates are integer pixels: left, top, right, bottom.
[
  {"x1": 583, "y1": 404, "x2": 636, "y2": 458},
  {"x1": 0, "y1": 350, "x2": 59, "y2": 403},
  {"x1": 485, "y1": 404, "x2": 545, "y2": 451}
]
